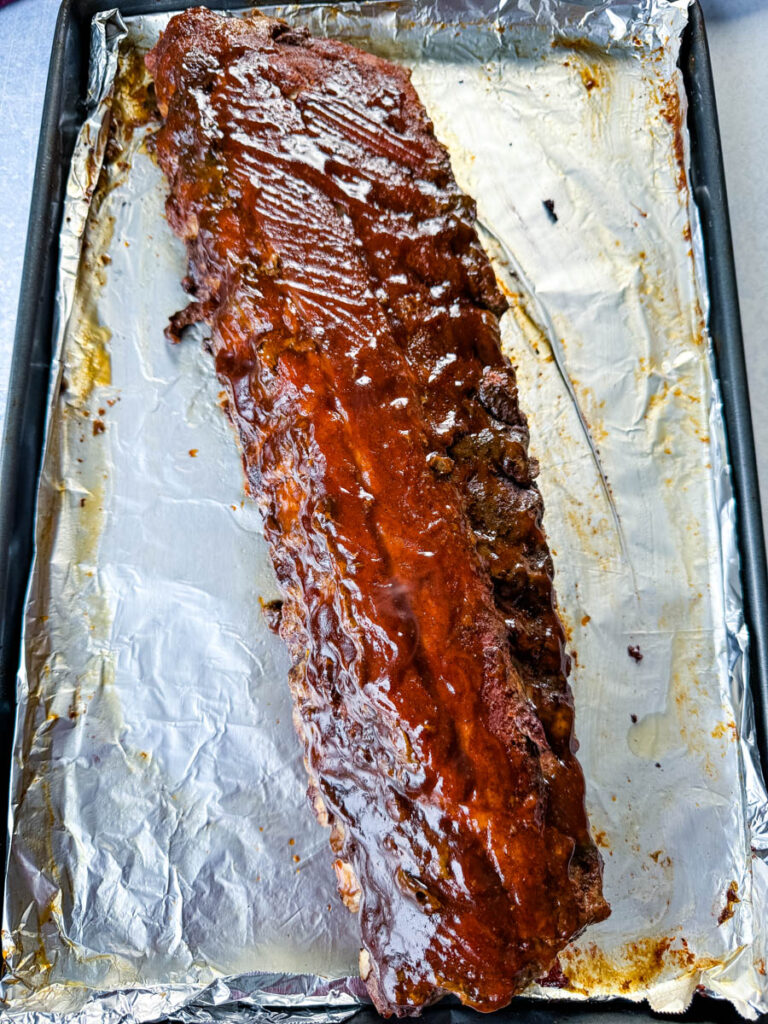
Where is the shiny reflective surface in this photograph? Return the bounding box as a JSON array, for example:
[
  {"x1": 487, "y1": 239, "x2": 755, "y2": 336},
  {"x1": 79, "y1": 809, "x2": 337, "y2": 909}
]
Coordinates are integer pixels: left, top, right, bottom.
[{"x1": 147, "y1": 9, "x2": 609, "y2": 1016}]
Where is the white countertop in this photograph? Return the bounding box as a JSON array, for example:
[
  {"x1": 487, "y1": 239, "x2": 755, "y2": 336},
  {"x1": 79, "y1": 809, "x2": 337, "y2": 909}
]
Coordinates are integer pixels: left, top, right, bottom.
[{"x1": 1, "y1": 0, "x2": 767, "y2": 538}]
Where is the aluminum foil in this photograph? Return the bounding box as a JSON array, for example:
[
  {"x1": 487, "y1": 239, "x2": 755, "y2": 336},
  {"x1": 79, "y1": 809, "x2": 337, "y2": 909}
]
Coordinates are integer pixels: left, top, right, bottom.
[{"x1": 3, "y1": 1, "x2": 768, "y2": 1020}]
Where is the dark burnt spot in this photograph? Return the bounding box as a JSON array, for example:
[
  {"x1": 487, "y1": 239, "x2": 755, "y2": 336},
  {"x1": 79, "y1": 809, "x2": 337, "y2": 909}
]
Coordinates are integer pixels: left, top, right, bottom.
[{"x1": 261, "y1": 598, "x2": 284, "y2": 634}]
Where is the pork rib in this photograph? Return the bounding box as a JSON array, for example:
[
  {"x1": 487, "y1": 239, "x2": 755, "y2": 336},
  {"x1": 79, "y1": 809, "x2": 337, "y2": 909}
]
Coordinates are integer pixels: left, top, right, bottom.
[{"x1": 146, "y1": 10, "x2": 609, "y2": 1015}]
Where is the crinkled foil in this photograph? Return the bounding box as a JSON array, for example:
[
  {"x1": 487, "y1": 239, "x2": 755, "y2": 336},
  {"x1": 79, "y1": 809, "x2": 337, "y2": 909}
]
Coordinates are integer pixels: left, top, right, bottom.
[{"x1": 3, "y1": 1, "x2": 768, "y2": 1021}]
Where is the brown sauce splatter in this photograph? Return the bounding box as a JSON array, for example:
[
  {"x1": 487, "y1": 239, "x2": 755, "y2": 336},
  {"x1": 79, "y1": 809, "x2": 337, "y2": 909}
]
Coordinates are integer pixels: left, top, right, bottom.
[{"x1": 718, "y1": 881, "x2": 740, "y2": 926}]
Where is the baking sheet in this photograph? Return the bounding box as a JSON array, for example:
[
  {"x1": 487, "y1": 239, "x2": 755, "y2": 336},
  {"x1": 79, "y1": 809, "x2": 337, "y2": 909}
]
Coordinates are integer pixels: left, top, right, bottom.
[{"x1": 3, "y1": 1, "x2": 768, "y2": 1020}]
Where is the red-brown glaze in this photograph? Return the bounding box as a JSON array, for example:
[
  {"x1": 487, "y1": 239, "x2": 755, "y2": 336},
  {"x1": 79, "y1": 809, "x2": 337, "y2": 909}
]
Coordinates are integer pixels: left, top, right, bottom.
[{"x1": 146, "y1": 10, "x2": 609, "y2": 1016}]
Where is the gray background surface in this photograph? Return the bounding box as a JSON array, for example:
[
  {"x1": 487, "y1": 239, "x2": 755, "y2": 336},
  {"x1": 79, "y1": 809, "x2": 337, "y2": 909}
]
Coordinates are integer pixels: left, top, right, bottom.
[{"x1": 1, "y1": 0, "x2": 767, "y2": 534}]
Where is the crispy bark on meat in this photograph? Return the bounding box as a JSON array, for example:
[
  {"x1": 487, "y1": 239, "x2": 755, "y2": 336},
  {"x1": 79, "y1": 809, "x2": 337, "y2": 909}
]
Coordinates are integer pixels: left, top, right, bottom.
[{"x1": 147, "y1": 10, "x2": 609, "y2": 1016}]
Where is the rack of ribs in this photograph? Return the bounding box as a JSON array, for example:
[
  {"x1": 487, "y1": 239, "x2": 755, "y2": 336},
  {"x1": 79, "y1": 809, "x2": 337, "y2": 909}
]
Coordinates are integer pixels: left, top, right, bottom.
[{"x1": 146, "y1": 9, "x2": 609, "y2": 1016}]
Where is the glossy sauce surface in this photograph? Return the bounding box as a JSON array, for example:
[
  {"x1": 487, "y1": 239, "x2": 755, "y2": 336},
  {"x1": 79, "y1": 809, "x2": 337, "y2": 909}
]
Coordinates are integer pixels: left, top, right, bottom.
[{"x1": 147, "y1": 11, "x2": 609, "y2": 1015}]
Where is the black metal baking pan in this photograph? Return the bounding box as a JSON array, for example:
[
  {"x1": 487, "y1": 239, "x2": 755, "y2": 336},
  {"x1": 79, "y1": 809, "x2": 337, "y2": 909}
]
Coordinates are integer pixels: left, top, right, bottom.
[{"x1": 0, "y1": 2, "x2": 764, "y2": 1022}]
